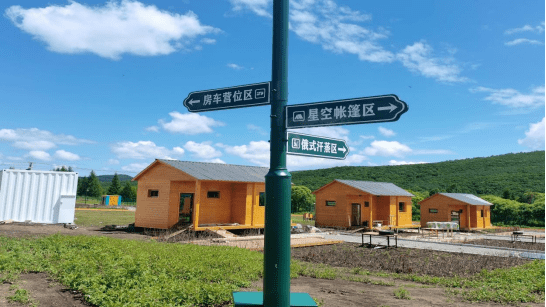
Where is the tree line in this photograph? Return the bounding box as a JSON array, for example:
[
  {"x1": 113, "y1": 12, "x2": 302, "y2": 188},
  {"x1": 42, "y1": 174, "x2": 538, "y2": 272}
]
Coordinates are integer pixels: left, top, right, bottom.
[{"x1": 77, "y1": 171, "x2": 136, "y2": 201}]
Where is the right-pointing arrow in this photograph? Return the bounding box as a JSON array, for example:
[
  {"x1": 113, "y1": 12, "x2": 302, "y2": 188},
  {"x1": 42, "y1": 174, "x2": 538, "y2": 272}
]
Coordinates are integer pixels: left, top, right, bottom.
[
  {"x1": 338, "y1": 147, "x2": 347, "y2": 153},
  {"x1": 377, "y1": 103, "x2": 397, "y2": 113}
]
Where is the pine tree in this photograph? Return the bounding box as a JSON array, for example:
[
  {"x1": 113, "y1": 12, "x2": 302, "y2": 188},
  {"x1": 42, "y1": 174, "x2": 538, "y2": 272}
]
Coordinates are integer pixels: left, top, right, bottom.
[
  {"x1": 120, "y1": 181, "x2": 136, "y2": 201},
  {"x1": 77, "y1": 177, "x2": 89, "y2": 196},
  {"x1": 107, "y1": 173, "x2": 122, "y2": 195},
  {"x1": 87, "y1": 171, "x2": 103, "y2": 198}
]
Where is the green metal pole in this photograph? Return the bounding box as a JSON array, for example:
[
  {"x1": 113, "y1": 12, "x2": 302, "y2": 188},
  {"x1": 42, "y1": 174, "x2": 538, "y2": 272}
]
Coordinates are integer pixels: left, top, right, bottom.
[{"x1": 264, "y1": 0, "x2": 290, "y2": 306}]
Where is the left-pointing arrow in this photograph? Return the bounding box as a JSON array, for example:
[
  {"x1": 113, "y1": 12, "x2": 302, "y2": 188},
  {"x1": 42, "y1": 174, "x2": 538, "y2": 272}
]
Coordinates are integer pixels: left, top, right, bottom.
[
  {"x1": 377, "y1": 103, "x2": 397, "y2": 113},
  {"x1": 188, "y1": 99, "x2": 200, "y2": 106}
]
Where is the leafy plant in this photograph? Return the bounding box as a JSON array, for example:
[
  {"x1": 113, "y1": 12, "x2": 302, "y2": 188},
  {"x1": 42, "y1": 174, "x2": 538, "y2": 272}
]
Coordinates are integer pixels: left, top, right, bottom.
[{"x1": 393, "y1": 286, "x2": 411, "y2": 299}]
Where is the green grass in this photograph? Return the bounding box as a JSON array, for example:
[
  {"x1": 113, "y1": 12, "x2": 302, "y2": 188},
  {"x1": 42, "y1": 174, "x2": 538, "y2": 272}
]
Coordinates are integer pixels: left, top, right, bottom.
[
  {"x1": 290, "y1": 214, "x2": 315, "y2": 226},
  {"x1": 393, "y1": 286, "x2": 411, "y2": 300},
  {"x1": 0, "y1": 235, "x2": 264, "y2": 306},
  {"x1": 7, "y1": 287, "x2": 37, "y2": 306},
  {"x1": 74, "y1": 210, "x2": 136, "y2": 227}
]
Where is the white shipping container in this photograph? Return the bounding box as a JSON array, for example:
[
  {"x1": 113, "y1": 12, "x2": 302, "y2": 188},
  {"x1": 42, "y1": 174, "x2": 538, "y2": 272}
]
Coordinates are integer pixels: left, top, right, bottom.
[{"x1": 0, "y1": 169, "x2": 78, "y2": 224}]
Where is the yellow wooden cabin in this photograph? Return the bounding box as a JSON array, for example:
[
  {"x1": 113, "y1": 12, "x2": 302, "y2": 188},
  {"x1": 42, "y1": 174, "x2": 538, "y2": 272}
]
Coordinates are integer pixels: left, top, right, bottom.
[
  {"x1": 313, "y1": 180, "x2": 414, "y2": 229},
  {"x1": 132, "y1": 159, "x2": 268, "y2": 230},
  {"x1": 419, "y1": 193, "x2": 492, "y2": 230}
]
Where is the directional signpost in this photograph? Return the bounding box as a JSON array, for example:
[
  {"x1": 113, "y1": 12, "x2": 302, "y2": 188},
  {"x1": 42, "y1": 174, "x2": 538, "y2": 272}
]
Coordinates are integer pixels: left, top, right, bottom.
[
  {"x1": 287, "y1": 132, "x2": 349, "y2": 159},
  {"x1": 285, "y1": 94, "x2": 408, "y2": 128},
  {"x1": 180, "y1": 1, "x2": 408, "y2": 306},
  {"x1": 184, "y1": 82, "x2": 270, "y2": 112}
]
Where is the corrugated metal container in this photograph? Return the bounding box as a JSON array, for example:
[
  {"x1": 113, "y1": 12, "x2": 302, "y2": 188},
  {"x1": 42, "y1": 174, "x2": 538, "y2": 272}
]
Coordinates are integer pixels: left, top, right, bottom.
[{"x1": 0, "y1": 169, "x2": 78, "y2": 224}]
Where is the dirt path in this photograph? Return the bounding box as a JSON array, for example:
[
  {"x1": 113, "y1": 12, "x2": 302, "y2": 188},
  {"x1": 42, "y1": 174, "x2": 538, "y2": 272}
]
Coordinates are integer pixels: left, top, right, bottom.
[{"x1": 0, "y1": 223, "x2": 154, "y2": 241}]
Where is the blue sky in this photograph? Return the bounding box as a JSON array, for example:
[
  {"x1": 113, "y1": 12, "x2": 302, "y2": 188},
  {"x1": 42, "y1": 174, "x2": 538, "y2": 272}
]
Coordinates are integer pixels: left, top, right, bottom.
[{"x1": 0, "y1": 0, "x2": 544, "y2": 176}]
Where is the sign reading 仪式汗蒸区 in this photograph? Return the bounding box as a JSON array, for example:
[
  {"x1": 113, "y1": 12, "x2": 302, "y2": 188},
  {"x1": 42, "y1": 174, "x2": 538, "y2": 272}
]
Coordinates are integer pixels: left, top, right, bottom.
[
  {"x1": 287, "y1": 132, "x2": 349, "y2": 160},
  {"x1": 184, "y1": 82, "x2": 271, "y2": 112}
]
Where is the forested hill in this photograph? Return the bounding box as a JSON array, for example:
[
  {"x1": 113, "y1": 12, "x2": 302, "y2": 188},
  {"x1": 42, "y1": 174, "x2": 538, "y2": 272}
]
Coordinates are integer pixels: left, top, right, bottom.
[
  {"x1": 292, "y1": 151, "x2": 545, "y2": 197},
  {"x1": 96, "y1": 174, "x2": 133, "y2": 183}
]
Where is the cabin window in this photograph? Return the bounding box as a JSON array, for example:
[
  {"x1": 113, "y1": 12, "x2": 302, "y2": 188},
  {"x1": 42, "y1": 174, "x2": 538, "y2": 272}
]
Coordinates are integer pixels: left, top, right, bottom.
[
  {"x1": 399, "y1": 202, "x2": 405, "y2": 212},
  {"x1": 480, "y1": 210, "x2": 484, "y2": 217},
  {"x1": 326, "y1": 201, "x2": 336, "y2": 206},
  {"x1": 207, "y1": 191, "x2": 220, "y2": 198},
  {"x1": 429, "y1": 208, "x2": 438, "y2": 213},
  {"x1": 364, "y1": 201, "x2": 370, "y2": 207},
  {"x1": 148, "y1": 190, "x2": 159, "y2": 198},
  {"x1": 259, "y1": 192, "x2": 265, "y2": 206}
]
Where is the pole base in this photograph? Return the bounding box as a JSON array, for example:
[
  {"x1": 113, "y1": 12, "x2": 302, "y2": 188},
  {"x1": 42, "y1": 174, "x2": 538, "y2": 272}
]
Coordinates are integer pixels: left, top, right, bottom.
[{"x1": 232, "y1": 291, "x2": 317, "y2": 307}]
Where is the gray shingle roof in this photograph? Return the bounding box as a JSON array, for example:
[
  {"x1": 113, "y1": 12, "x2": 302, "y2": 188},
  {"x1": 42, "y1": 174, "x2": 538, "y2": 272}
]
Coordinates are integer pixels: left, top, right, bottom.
[
  {"x1": 157, "y1": 159, "x2": 269, "y2": 182},
  {"x1": 335, "y1": 180, "x2": 414, "y2": 197},
  {"x1": 438, "y1": 193, "x2": 492, "y2": 206}
]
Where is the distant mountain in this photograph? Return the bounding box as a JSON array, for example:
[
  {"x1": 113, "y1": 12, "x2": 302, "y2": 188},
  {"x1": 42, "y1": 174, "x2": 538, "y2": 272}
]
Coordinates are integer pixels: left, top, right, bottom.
[
  {"x1": 292, "y1": 151, "x2": 545, "y2": 197},
  {"x1": 96, "y1": 174, "x2": 133, "y2": 182}
]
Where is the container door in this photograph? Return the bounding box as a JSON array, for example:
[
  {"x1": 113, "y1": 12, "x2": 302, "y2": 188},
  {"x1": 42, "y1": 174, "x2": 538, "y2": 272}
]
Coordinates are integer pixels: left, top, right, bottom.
[
  {"x1": 351, "y1": 203, "x2": 361, "y2": 226},
  {"x1": 179, "y1": 193, "x2": 193, "y2": 222}
]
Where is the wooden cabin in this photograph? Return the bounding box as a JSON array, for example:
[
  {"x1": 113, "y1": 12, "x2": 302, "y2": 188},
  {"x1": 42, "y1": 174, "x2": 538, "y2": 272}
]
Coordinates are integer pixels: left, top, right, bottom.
[
  {"x1": 313, "y1": 180, "x2": 414, "y2": 229},
  {"x1": 132, "y1": 159, "x2": 268, "y2": 230},
  {"x1": 419, "y1": 193, "x2": 492, "y2": 230}
]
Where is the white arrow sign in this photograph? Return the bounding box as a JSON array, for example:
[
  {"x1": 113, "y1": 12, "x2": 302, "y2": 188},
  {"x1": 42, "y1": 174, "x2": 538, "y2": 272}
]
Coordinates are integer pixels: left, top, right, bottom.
[{"x1": 377, "y1": 103, "x2": 397, "y2": 113}]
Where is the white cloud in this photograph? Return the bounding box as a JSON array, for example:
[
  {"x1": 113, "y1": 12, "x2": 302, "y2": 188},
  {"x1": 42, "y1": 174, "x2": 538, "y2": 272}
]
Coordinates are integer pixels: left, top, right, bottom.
[
  {"x1": 505, "y1": 38, "x2": 543, "y2": 46},
  {"x1": 292, "y1": 126, "x2": 350, "y2": 141},
  {"x1": 158, "y1": 112, "x2": 225, "y2": 135},
  {"x1": 396, "y1": 41, "x2": 467, "y2": 82},
  {"x1": 145, "y1": 126, "x2": 160, "y2": 132},
  {"x1": 206, "y1": 158, "x2": 226, "y2": 164},
  {"x1": 287, "y1": 153, "x2": 367, "y2": 170},
  {"x1": 470, "y1": 86, "x2": 545, "y2": 109},
  {"x1": 222, "y1": 140, "x2": 270, "y2": 166},
  {"x1": 201, "y1": 38, "x2": 216, "y2": 44},
  {"x1": 518, "y1": 117, "x2": 545, "y2": 150},
  {"x1": 412, "y1": 149, "x2": 455, "y2": 155},
  {"x1": 54, "y1": 150, "x2": 81, "y2": 161},
  {"x1": 184, "y1": 141, "x2": 222, "y2": 159},
  {"x1": 28, "y1": 150, "x2": 51, "y2": 161},
  {"x1": 247, "y1": 124, "x2": 268, "y2": 135},
  {"x1": 378, "y1": 126, "x2": 395, "y2": 137},
  {"x1": 0, "y1": 128, "x2": 93, "y2": 150},
  {"x1": 111, "y1": 141, "x2": 185, "y2": 159},
  {"x1": 388, "y1": 160, "x2": 428, "y2": 166},
  {"x1": 12, "y1": 140, "x2": 56, "y2": 151},
  {"x1": 230, "y1": 0, "x2": 271, "y2": 17},
  {"x1": 505, "y1": 22, "x2": 545, "y2": 35},
  {"x1": 6, "y1": 1, "x2": 219, "y2": 60},
  {"x1": 359, "y1": 135, "x2": 375, "y2": 140},
  {"x1": 289, "y1": 0, "x2": 393, "y2": 63},
  {"x1": 227, "y1": 63, "x2": 244, "y2": 70},
  {"x1": 121, "y1": 162, "x2": 150, "y2": 173},
  {"x1": 108, "y1": 159, "x2": 120, "y2": 165},
  {"x1": 363, "y1": 140, "x2": 412, "y2": 158}
]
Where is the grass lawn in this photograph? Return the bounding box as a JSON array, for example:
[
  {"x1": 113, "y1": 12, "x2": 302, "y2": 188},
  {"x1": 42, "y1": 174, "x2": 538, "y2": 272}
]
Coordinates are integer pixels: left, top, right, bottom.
[
  {"x1": 74, "y1": 210, "x2": 135, "y2": 227},
  {"x1": 291, "y1": 214, "x2": 315, "y2": 227}
]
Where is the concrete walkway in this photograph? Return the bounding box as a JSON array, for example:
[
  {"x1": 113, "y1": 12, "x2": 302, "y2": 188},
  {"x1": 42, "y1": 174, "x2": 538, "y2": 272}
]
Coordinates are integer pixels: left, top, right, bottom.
[{"x1": 321, "y1": 232, "x2": 545, "y2": 260}]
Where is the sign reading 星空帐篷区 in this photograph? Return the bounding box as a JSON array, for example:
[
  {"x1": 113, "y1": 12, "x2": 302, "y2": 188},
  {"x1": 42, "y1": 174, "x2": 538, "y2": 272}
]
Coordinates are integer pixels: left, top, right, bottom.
[
  {"x1": 184, "y1": 82, "x2": 270, "y2": 112},
  {"x1": 287, "y1": 132, "x2": 349, "y2": 160},
  {"x1": 285, "y1": 94, "x2": 408, "y2": 128}
]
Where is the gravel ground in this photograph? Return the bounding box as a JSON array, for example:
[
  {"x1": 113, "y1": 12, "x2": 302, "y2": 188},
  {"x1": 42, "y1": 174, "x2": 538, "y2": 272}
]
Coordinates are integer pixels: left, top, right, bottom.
[{"x1": 321, "y1": 232, "x2": 546, "y2": 259}]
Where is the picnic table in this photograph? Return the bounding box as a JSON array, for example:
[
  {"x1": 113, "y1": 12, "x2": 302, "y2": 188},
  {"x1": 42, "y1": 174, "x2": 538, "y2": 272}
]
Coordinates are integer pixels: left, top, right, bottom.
[{"x1": 361, "y1": 231, "x2": 397, "y2": 248}]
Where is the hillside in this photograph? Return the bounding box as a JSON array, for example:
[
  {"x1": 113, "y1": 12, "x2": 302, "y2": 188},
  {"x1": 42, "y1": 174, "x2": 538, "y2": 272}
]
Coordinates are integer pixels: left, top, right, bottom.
[
  {"x1": 96, "y1": 174, "x2": 133, "y2": 183},
  {"x1": 291, "y1": 151, "x2": 545, "y2": 197}
]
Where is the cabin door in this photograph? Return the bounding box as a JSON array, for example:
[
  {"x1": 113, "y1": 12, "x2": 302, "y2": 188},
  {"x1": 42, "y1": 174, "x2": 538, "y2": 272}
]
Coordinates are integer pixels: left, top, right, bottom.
[
  {"x1": 351, "y1": 203, "x2": 361, "y2": 226},
  {"x1": 179, "y1": 193, "x2": 194, "y2": 222},
  {"x1": 450, "y1": 210, "x2": 460, "y2": 227}
]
